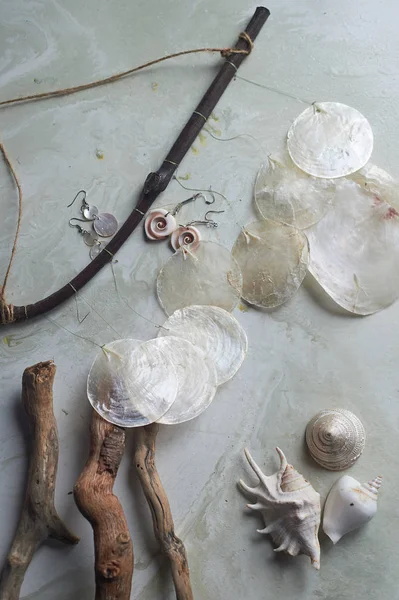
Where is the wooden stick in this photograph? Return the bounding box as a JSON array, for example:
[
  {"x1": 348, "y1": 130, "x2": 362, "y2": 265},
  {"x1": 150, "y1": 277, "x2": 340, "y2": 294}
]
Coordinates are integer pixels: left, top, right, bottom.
[
  {"x1": 0, "y1": 361, "x2": 79, "y2": 600},
  {"x1": 1, "y1": 6, "x2": 270, "y2": 324},
  {"x1": 74, "y1": 410, "x2": 134, "y2": 600},
  {"x1": 133, "y1": 423, "x2": 193, "y2": 600}
]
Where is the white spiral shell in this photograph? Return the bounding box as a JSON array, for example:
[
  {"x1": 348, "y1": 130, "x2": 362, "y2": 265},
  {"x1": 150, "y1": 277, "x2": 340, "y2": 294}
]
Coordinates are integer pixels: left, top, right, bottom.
[
  {"x1": 239, "y1": 448, "x2": 321, "y2": 569},
  {"x1": 170, "y1": 225, "x2": 201, "y2": 251},
  {"x1": 306, "y1": 409, "x2": 366, "y2": 471},
  {"x1": 144, "y1": 209, "x2": 177, "y2": 240}
]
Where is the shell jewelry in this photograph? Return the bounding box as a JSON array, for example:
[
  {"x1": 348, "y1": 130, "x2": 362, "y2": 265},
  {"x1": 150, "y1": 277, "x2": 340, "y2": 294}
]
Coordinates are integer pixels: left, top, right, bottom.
[
  {"x1": 144, "y1": 208, "x2": 177, "y2": 240},
  {"x1": 323, "y1": 474, "x2": 382, "y2": 543},
  {"x1": 239, "y1": 448, "x2": 321, "y2": 569},
  {"x1": 306, "y1": 409, "x2": 366, "y2": 471},
  {"x1": 68, "y1": 190, "x2": 118, "y2": 237},
  {"x1": 170, "y1": 225, "x2": 201, "y2": 251}
]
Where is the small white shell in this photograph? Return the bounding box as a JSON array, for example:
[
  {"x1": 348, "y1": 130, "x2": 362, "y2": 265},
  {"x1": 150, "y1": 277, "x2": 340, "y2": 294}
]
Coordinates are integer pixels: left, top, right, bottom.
[
  {"x1": 87, "y1": 339, "x2": 178, "y2": 427},
  {"x1": 157, "y1": 241, "x2": 243, "y2": 316},
  {"x1": 306, "y1": 409, "x2": 366, "y2": 471},
  {"x1": 323, "y1": 474, "x2": 382, "y2": 543},
  {"x1": 239, "y1": 448, "x2": 321, "y2": 569},
  {"x1": 255, "y1": 153, "x2": 335, "y2": 229},
  {"x1": 158, "y1": 305, "x2": 247, "y2": 385},
  {"x1": 307, "y1": 177, "x2": 399, "y2": 315},
  {"x1": 170, "y1": 225, "x2": 201, "y2": 251},
  {"x1": 232, "y1": 219, "x2": 309, "y2": 308},
  {"x1": 155, "y1": 336, "x2": 218, "y2": 424},
  {"x1": 145, "y1": 208, "x2": 177, "y2": 240},
  {"x1": 287, "y1": 102, "x2": 373, "y2": 178}
]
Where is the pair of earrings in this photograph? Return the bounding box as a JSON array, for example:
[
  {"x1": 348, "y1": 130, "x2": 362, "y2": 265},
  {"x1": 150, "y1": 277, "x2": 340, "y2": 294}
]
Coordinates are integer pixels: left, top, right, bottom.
[
  {"x1": 68, "y1": 190, "x2": 118, "y2": 259},
  {"x1": 144, "y1": 193, "x2": 224, "y2": 252}
]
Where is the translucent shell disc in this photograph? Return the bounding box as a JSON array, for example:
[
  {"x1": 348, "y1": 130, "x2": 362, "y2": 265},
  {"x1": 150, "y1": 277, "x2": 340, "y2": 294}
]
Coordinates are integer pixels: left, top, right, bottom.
[
  {"x1": 158, "y1": 305, "x2": 248, "y2": 385},
  {"x1": 307, "y1": 177, "x2": 399, "y2": 314},
  {"x1": 93, "y1": 213, "x2": 118, "y2": 237},
  {"x1": 255, "y1": 153, "x2": 335, "y2": 229},
  {"x1": 157, "y1": 241, "x2": 242, "y2": 316},
  {"x1": 87, "y1": 339, "x2": 178, "y2": 427},
  {"x1": 155, "y1": 337, "x2": 218, "y2": 424},
  {"x1": 287, "y1": 102, "x2": 373, "y2": 178},
  {"x1": 232, "y1": 220, "x2": 309, "y2": 308}
]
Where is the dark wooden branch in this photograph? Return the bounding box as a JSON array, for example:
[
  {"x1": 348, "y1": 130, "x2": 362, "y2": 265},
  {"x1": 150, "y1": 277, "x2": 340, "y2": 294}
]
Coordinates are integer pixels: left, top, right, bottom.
[
  {"x1": 1, "y1": 6, "x2": 270, "y2": 325},
  {"x1": 133, "y1": 423, "x2": 192, "y2": 600},
  {"x1": 0, "y1": 361, "x2": 79, "y2": 600},
  {"x1": 74, "y1": 411, "x2": 133, "y2": 600}
]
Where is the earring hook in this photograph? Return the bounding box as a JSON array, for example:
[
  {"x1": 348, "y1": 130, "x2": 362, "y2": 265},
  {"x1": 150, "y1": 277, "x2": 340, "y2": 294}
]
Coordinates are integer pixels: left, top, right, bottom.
[
  {"x1": 67, "y1": 189, "x2": 87, "y2": 208},
  {"x1": 205, "y1": 209, "x2": 224, "y2": 222},
  {"x1": 69, "y1": 217, "x2": 89, "y2": 233}
]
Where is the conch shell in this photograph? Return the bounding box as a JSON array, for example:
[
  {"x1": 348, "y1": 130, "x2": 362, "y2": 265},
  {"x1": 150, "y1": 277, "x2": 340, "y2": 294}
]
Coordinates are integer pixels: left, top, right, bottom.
[
  {"x1": 323, "y1": 474, "x2": 382, "y2": 544},
  {"x1": 171, "y1": 225, "x2": 201, "y2": 251},
  {"x1": 144, "y1": 208, "x2": 177, "y2": 240},
  {"x1": 239, "y1": 448, "x2": 321, "y2": 569},
  {"x1": 306, "y1": 409, "x2": 366, "y2": 471}
]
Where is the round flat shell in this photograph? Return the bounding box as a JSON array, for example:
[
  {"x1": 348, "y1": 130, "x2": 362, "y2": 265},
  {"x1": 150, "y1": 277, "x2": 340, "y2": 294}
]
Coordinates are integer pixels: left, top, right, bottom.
[
  {"x1": 158, "y1": 305, "x2": 248, "y2": 385},
  {"x1": 93, "y1": 213, "x2": 118, "y2": 237},
  {"x1": 87, "y1": 338, "x2": 178, "y2": 427},
  {"x1": 287, "y1": 102, "x2": 373, "y2": 178},
  {"x1": 156, "y1": 241, "x2": 242, "y2": 316},
  {"x1": 307, "y1": 176, "x2": 399, "y2": 314},
  {"x1": 255, "y1": 153, "x2": 335, "y2": 229},
  {"x1": 232, "y1": 220, "x2": 309, "y2": 308},
  {"x1": 155, "y1": 337, "x2": 218, "y2": 424},
  {"x1": 83, "y1": 204, "x2": 99, "y2": 220}
]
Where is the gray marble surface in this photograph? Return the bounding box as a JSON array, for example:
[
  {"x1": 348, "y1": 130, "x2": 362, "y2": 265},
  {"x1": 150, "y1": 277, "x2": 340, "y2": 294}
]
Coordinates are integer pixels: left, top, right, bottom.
[{"x1": 0, "y1": 1, "x2": 398, "y2": 598}]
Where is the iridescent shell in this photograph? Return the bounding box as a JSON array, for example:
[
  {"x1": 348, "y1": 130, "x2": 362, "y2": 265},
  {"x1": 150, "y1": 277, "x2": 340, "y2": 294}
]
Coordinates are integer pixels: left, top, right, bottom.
[
  {"x1": 323, "y1": 474, "x2": 382, "y2": 543},
  {"x1": 158, "y1": 305, "x2": 247, "y2": 385},
  {"x1": 306, "y1": 409, "x2": 366, "y2": 471},
  {"x1": 307, "y1": 177, "x2": 399, "y2": 314},
  {"x1": 255, "y1": 153, "x2": 335, "y2": 229},
  {"x1": 144, "y1": 208, "x2": 177, "y2": 240},
  {"x1": 87, "y1": 339, "x2": 178, "y2": 427},
  {"x1": 239, "y1": 448, "x2": 321, "y2": 569},
  {"x1": 287, "y1": 102, "x2": 373, "y2": 178},
  {"x1": 170, "y1": 225, "x2": 201, "y2": 251},
  {"x1": 157, "y1": 241, "x2": 242, "y2": 315},
  {"x1": 232, "y1": 220, "x2": 309, "y2": 308}
]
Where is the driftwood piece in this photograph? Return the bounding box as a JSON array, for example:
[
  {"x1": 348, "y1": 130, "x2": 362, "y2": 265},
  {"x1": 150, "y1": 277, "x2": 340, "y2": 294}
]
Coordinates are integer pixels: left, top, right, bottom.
[
  {"x1": 0, "y1": 360, "x2": 79, "y2": 600},
  {"x1": 2, "y1": 6, "x2": 270, "y2": 324},
  {"x1": 133, "y1": 423, "x2": 193, "y2": 600},
  {"x1": 74, "y1": 410, "x2": 133, "y2": 600}
]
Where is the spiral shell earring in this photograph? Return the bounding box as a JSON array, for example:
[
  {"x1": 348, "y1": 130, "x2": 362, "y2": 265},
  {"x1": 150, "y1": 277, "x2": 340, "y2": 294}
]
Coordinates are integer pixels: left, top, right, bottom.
[{"x1": 144, "y1": 208, "x2": 178, "y2": 240}]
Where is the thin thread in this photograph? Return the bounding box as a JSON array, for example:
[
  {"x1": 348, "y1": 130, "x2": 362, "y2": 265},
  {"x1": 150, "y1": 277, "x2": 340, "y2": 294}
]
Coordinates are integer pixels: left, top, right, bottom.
[
  {"x1": 193, "y1": 111, "x2": 207, "y2": 121},
  {"x1": 225, "y1": 61, "x2": 238, "y2": 72},
  {"x1": 0, "y1": 46, "x2": 249, "y2": 109},
  {"x1": 164, "y1": 159, "x2": 178, "y2": 166},
  {"x1": 0, "y1": 143, "x2": 23, "y2": 297},
  {"x1": 134, "y1": 208, "x2": 145, "y2": 216},
  {"x1": 44, "y1": 315, "x2": 104, "y2": 349},
  {"x1": 68, "y1": 283, "x2": 122, "y2": 337},
  {"x1": 24, "y1": 306, "x2": 28, "y2": 319},
  {"x1": 204, "y1": 127, "x2": 263, "y2": 149},
  {"x1": 236, "y1": 75, "x2": 311, "y2": 105},
  {"x1": 110, "y1": 261, "x2": 167, "y2": 330},
  {"x1": 103, "y1": 247, "x2": 115, "y2": 257}
]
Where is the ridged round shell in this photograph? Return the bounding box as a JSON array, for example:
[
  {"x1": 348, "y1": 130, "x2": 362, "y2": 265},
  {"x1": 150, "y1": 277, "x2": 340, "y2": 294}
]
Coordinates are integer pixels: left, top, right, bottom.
[
  {"x1": 87, "y1": 339, "x2": 178, "y2": 427},
  {"x1": 145, "y1": 208, "x2": 177, "y2": 240},
  {"x1": 155, "y1": 337, "x2": 218, "y2": 424},
  {"x1": 170, "y1": 225, "x2": 201, "y2": 251},
  {"x1": 232, "y1": 219, "x2": 309, "y2": 308},
  {"x1": 158, "y1": 305, "x2": 247, "y2": 385},
  {"x1": 255, "y1": 153, "x2": 335, "y2": 229},
  {"x1": 157, "y1": 241, "x2": 242, "y2": 316},
  {"x1": 287, "y1": 102, "x2": 373, "y2": 178},
  {"x1": 306, "y1": 409, "x2": 366, "y2": 471},
  {"x1": 307, "y1": 176, "x2": 399, "y2": 315}
]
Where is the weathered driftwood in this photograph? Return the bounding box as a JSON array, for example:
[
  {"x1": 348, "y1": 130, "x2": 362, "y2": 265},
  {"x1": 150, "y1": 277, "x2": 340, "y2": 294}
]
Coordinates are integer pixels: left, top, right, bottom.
[
  {"x1": 133, "y1": 423, "x2": 193, "y2": 600},
  {"x1": 74, "y1": 411, "x2": 133, "y2": 600},
  {"x1": 1, "y1": 6, "x2": 270, "y2": 324},
  {"x1": 0, "y1": 360, "x2": 79, "y2": 600}
]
